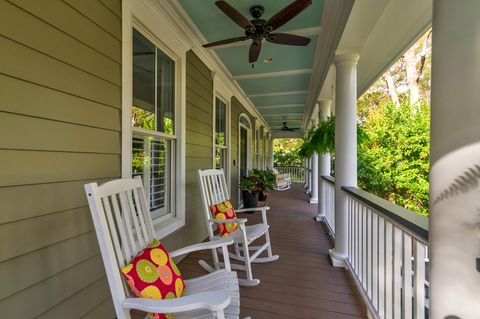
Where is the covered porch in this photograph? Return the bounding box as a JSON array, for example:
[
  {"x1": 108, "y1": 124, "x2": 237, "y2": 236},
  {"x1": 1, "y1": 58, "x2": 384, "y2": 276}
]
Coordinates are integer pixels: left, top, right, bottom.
[
  {"x1": 179, "y1": 183, "x2": 367, "y2": 319},
  {"x1": 1, "y1": 0, "x2": 480, "y2": 318}
]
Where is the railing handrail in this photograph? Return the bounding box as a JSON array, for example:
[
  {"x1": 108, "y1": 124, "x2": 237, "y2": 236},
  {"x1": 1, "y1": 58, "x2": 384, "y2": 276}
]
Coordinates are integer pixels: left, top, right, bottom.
[
  {"x1": 321, "y1": 175, "x2": 335, "y2": 184},
  {"x1": 342, "y1": 186, "x2": 429, "y2": 243},
  {"x1": 274, "y1": 165, "x2": 303, "y2": 168}
]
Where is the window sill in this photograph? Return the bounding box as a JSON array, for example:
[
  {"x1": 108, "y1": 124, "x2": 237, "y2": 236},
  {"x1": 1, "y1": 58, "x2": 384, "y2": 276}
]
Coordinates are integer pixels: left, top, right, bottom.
[{"x1": 153, "y1": 215, "x2": 185, "y2": 239}]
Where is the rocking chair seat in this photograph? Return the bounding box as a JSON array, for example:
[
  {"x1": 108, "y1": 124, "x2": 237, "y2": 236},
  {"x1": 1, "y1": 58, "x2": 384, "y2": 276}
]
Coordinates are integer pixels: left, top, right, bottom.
[
  {"x1": 175, "y1": 270, "x2": 240, "y2": 319},
  {"x1": 215, "y1": 223, "x2": 269, "y2": 244}
]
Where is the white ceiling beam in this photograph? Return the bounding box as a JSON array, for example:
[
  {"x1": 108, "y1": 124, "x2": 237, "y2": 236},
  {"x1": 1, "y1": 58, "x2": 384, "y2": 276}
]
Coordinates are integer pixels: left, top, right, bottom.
[
  {"x1": 257, "y1": 104, "x2": 304, "y2": 109},
  {"x1": 262, "y1": 113, "x2": 304, "y2": 117},
  {"x1": 232, "y1": 68, "x2": 312, "y2": 81},
  {"x1": 247, "y1": 90, "x2": 308, "y2": 98},
  {"x1": 203, "y1": 26, "x2": 323, "y2": 50}
]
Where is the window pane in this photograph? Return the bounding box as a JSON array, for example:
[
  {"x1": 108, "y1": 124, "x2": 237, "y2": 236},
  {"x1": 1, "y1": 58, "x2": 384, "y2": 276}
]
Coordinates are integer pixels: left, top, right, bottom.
[
  {"x1": 215, "y1": 148, "x2": 226, "y2": 170},
  {"x1": 132, "y1": 30, "x2": 155, "y2": 130},
  {"x1": 157, "y1": 50, "x2": 175, "y2": 134},
  {"x1": 132, "y1": 136, "x2": 171, "y2": 219},
  {"x1": 132, "y1": 29, "x2": 175, "y2": 134},
  {"x1": 215, "y1": 98, "x2": 226, "y2": 146}
]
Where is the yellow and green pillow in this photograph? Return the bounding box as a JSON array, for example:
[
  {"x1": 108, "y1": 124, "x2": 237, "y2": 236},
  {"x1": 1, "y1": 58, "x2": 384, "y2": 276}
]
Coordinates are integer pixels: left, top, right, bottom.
[{"x1": 209, "y1": 200, "x2": 238, "y2": 237}]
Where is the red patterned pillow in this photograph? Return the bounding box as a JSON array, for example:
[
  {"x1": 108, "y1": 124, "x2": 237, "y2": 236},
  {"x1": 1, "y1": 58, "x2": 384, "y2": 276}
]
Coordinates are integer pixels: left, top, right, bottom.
[
  {"x1": 209, "y1": 200, "x2": 238, "y2": 237},
  {"x1": 121, "y1": 239, "x2": 185, "y2": 319}
]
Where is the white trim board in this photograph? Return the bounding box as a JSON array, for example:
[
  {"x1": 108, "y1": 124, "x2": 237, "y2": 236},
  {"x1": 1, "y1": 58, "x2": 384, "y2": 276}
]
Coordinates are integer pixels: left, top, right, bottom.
[{"x1": 247, "y1": 91, "x2": 308, "y2": 98}]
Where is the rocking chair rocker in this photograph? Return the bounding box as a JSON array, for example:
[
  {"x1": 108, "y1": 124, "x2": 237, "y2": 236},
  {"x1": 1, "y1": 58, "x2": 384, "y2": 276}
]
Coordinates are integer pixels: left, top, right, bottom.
[{"x1": 197, "y1": 169, "x2": 279, "y2": 287}]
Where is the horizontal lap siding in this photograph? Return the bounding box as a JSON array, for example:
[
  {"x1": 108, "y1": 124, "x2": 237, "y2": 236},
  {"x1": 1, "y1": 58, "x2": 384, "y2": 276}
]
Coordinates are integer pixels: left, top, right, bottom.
[
  {"x1": 0, "y1": 1, "x2": 121, "y2": 318},
  {"x1": 162, "y1": 51, "x2": 213, "y2": 250}
]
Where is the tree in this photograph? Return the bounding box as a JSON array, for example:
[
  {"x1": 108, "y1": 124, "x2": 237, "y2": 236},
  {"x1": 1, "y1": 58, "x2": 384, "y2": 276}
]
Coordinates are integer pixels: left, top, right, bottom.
[
  {"x1": 357, "y1": 29, "x2": 432, "y2": 216},
  {"x1": 273, "y1": 138, "x2": 303, "y2": 167}
]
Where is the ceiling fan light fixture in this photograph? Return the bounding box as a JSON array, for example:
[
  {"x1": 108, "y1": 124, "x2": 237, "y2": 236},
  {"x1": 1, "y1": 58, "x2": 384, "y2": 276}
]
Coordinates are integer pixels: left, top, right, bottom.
[{"x1": 263, "y1": 57, "x2": 274, "y2": 63}]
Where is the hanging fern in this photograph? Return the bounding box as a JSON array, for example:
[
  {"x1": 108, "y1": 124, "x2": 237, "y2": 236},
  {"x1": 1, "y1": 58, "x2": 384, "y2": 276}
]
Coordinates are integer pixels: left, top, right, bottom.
[{"x1": 297, "y1": 116, "x2": 368, "y2": 158}]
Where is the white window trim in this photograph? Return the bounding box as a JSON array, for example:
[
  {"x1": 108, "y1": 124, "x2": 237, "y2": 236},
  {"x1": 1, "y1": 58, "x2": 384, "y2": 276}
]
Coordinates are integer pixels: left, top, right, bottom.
[
  {"x1": 213, "y1": 94, "x2": 230, "y2": 193},
  {"x1": 213, "y1": 74, "x2": 233, "y2": 195},
  {"x1": 238, "y1": 113, "x2": 252, "y2": 203},
  {"x1": 122, "y1": 0, "x2": 187, "y2": 239}
]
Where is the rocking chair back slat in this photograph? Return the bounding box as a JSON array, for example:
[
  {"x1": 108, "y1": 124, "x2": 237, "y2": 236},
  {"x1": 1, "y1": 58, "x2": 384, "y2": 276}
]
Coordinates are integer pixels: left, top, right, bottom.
[
  {"x1": 131, "y1": 189, "x2": 150, "y2": 247},
  {"x1": 121, "y1": 191, "x2": 143, "y2": 251},
  {"x1": 197, "y1": 169, "x2": 231, "y2": 237},
  {"x1": 102, "y1": 196, "x2": 126, "y2": 264}
]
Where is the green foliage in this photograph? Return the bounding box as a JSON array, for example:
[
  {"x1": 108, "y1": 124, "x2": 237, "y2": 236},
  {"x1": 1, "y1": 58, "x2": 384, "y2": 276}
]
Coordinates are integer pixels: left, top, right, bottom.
[
  {"x1": 357, "y1": 101, "x2": 430, "y2": 216},
  {"x1": 239, "y1": 169, "x2": 276, "y2": 195},
  {"x1": 298, "y1": 116, "x2": 368, "y2": 158},
  {"x1": 273, "y1": 138, "x2": 303, "y2": 167}
]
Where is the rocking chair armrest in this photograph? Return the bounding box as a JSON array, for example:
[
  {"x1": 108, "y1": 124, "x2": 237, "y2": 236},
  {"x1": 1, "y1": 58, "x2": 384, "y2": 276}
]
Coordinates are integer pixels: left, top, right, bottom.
[
  {"x1": 235, "y1": 206, "x2": 270, "y2": 213},
  {"x1": 207, "y1": 218, "x2": 248, "y2": 225},
  {"x1": 122, "y1": 291, "x2": 231, "y2": 313},
  {"x1": 169, "y1": 237, "x2": 234, "y2": 258}
]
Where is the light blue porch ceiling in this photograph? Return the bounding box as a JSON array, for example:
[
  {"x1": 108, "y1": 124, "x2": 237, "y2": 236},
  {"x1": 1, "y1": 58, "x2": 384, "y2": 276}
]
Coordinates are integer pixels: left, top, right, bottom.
[{"x1": 178, "y1": 0, "x2": 325, "y2": 132}]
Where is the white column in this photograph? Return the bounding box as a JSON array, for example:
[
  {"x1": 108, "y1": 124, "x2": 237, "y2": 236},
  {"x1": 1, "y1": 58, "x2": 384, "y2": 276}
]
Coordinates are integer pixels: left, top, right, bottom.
[
  {"x1": 310, "y1": 116, "x2": 319, "y2": 203},
  {"x1": 269, "y1": 138, "x2": 274, "y2": 169},
  {"x1": 316, "y1": 100, "x2": 332, "y2": 220},
  {"x1": 329, "y1": 53, "x2": 359, "y2": 268},
  {"x1": 430, "y1": 1, "x2": 480, "y2": 317},
  {"x1": 303, "y1": 158, "x2": 309, "y2": 189}
]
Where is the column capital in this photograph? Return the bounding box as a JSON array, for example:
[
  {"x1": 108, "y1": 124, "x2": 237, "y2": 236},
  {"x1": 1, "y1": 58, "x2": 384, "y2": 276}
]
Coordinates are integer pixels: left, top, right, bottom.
[
  {"x1": 334, "y1": 53, "x2": 360, "y2": 65},
  {"x1": 317, "y1": 99, "x2": 332, "y2": 107}
]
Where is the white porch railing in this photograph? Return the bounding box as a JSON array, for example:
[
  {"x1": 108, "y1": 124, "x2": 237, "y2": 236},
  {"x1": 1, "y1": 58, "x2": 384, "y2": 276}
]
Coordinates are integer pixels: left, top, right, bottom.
[
  {"x1": 321, "y1": 177, "x2": 429, "y2": 319},
  {"x1": 321, "y1": 176, "x2": 335, "y2": 237},
  {"x1": 344, "y1": 187, "x2": 429, "y2": 319},
  {"x1": 274, "y1": 166, "x2": 305, "y2": 183}
]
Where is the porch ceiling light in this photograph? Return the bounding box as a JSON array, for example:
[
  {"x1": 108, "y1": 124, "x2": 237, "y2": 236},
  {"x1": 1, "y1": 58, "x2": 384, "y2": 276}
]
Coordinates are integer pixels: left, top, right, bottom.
[{"x1": 263, "y1": 57, "x2": 274, "y2": 64}]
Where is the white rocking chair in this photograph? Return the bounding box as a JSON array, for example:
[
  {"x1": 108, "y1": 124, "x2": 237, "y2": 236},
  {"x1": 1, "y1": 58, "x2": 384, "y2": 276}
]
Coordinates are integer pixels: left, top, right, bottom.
[
  {"x1": 272, "y1": 168, "x2": 291, "y2": 191},
  {"x1": 197, "y1": 169, "x2": 279, "y2": 287},
  {"x1": 84, "y1": 177, "x2": 243, "y2": 319}
]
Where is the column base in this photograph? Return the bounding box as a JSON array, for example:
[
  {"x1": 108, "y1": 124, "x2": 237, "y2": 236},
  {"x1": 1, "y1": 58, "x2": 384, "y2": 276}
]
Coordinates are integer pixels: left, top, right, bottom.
[
  {"x1": 329, "y1": 249, "x2": 347, "y2": 268},
  {"x1": 314, "y1": 214, "x2": 324, "y2": 222},
  {"x1": 309, "y1": 198, "x2": 318, "y2": 204}
]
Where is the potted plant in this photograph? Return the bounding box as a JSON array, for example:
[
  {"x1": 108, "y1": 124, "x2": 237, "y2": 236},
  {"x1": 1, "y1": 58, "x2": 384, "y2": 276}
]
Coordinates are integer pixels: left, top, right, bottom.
[
  {"x1": 239, "y1": 174, "x2": 259, "y2": 208},
  {"x1": 255, "y1": 169, "x2": 276, "y2": 201}
]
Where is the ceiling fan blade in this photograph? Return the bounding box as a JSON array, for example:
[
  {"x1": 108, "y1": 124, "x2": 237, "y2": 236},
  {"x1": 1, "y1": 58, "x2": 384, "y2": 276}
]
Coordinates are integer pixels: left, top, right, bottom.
[
  {"x1": 215, "y1": 1, "x2": 256, "y2": 31},
  {"x1": 249, "y1": 41, "x2": 262, "y2": 63},
  {"x1": 267, "y1": 33, "x2": 311, "y2": 46},
  {"x1": 266, "y1": 0, "x2": 312, "y2": 31},
  {"x1": 203, "y1": 36, "x2": 249, "y2": 48}
]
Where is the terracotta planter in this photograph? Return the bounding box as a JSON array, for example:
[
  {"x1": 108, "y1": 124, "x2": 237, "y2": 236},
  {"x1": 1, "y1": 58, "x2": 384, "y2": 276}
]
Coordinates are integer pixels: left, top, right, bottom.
[{"x1": 241, "y1": 190, "x2": 258, "y2": 209}]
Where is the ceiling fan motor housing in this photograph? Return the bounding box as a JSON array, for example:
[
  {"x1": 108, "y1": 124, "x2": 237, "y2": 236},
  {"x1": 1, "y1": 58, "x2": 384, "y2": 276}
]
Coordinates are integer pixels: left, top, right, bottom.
[{"x1": 249, "y1": 5, "x2": 264, "y2": 18}]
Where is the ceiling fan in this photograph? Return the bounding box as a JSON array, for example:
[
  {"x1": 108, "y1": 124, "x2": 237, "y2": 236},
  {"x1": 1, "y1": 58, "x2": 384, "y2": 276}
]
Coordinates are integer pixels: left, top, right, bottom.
[
  {"x1": 272, "y1": 122, "x2": 299, "y2": 132},
  {"x1": 203, "y1": 0, "x2": 313, "y2": 63}
]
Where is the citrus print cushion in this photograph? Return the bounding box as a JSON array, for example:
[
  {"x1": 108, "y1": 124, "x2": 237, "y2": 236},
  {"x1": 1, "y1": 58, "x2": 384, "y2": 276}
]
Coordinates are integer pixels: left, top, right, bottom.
[
  {"x1": 121, "y1": 239, "x2": 185, "y2": 319},
  {"x1": 209, "y1": 200, "x2": 238, "y2": 237}
]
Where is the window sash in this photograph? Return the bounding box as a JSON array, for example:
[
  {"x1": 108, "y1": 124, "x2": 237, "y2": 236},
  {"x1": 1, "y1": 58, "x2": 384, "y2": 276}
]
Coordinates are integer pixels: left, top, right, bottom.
[{"x1": 131, "y1": 27, "x2": 178, "y2": 221}]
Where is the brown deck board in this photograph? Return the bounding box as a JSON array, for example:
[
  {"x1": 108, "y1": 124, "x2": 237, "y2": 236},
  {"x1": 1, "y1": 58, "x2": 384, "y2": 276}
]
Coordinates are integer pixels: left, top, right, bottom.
[{"x1": 133, "y1": 183, "x2": 367, "y2": 319}]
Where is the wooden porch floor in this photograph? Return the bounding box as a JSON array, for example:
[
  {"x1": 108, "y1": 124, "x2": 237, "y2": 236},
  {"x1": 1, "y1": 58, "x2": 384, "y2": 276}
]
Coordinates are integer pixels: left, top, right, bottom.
[{"x1": 179, "y1": 183, "x2": 368, "y2": 319}]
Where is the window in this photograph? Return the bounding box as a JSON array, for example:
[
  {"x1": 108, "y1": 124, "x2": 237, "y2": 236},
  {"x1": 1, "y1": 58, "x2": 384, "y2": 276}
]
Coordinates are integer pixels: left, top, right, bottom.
[
  {"x1": 132, "y1": 29, "x2": 176, "y2": 220},
  {"x1": 214, "y1": 97, "x2": 228, "y2": 171}
]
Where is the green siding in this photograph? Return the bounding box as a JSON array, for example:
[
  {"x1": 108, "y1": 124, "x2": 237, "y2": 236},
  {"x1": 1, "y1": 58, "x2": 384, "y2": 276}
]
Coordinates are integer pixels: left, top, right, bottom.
[{"x1": 0, "y1": 0, "x2": 121, "y2": 318}]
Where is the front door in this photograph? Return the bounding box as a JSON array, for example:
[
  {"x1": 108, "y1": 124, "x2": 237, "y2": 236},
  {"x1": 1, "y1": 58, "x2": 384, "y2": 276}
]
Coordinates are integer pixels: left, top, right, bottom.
[{"x1": 239, "y1": 126, "x2": 248, "y2": 179}]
